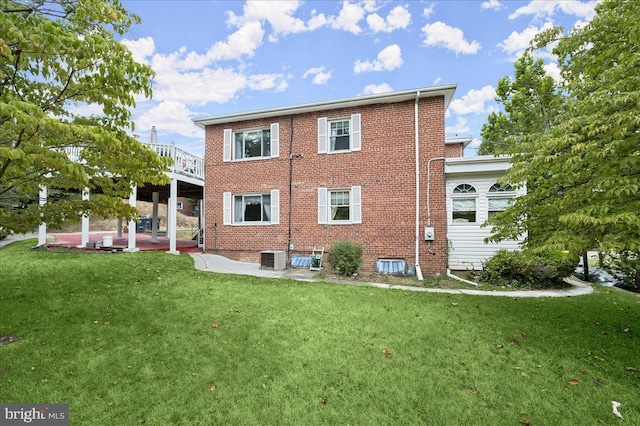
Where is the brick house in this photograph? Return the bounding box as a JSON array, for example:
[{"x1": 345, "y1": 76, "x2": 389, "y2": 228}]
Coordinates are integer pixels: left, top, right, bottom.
[{"x1": 194, "y1": 85, "x2": 469, "y2": 276}]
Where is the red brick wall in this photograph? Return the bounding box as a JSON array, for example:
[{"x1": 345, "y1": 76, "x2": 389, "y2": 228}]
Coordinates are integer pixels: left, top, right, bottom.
[{"x1": 203, "y1": 96, "x2": 449, "y2": 274}]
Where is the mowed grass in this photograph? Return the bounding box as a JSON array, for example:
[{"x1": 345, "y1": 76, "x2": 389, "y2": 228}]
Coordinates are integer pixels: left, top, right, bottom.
[{"x1": 1, "y1": 241, "x2": 638, "y2": 425}]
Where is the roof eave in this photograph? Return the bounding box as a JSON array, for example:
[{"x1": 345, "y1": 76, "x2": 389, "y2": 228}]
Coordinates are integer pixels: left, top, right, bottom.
[{"x1": 193, "y1": 84, "x2": 457, "y2": 128}]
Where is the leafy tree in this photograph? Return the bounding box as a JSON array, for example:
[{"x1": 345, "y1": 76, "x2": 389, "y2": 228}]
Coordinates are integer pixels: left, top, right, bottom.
[
  {"x1": 487, "y1": 0, "x2": 640, "y2": 287},
  {"x1": 478, "y1": 53, "x2": 563, "y2": 155},
  {"x1": 0, "y1": 0, "x2": 170, "y2": 235}
]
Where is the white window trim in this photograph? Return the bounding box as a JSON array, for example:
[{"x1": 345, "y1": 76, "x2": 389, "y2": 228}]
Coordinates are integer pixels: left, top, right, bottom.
[
  {"x1": 317, "y1": 114, "x2": 361, "y2": 154},
  {"x1": 222, "y1": 190, "x2": 279, "y2": 226},
  {"x1": 451, "y1": 194, "x2": 478, "y2": 224},
  {"x1": 318, "y1": 186, "x2": 362, "y2": 225},
  {"x1": 223, "y1": 124, "x2": 280, "y2": 162},
  {"x1": 176, "y1": 202, "x2": 184, "y2": 210}
]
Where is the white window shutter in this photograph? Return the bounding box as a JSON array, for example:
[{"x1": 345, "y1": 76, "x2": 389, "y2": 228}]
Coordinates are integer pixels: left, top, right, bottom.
[
  {"x1": 351, "y1": 186, "x2": 362, "y2": 224},
  {"x1": 270, "y1": 123, "x2": 279, "y2": 158},
  {"x1": 223, "y1": 129, "x2": 232, "y2": 162},
  {"x1": 223, "y1": 192, "x2": 232, "y2": 225},
  {"x1": 318, "y1": 117, "x2": 327, "y2": 153},
  {"x1": 270, "y1": 189, "x2": 280, "y2": 224},
  {"x1": 351, "y1": 114, "x2": 361, "y2": 151},
  {"x1": 318, "y1": 187, "x2": 328, "y2": 224}
]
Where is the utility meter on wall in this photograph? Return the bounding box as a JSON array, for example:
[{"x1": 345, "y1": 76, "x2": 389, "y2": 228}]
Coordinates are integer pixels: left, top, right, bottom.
[{"x1": 424, "y1": 227, "x2": 435, "y2": 241}]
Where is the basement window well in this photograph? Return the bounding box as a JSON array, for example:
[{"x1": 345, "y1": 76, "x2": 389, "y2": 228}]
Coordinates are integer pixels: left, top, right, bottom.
[{"x1": 376, "y1": 259, "x2": 407, "y2": 276}]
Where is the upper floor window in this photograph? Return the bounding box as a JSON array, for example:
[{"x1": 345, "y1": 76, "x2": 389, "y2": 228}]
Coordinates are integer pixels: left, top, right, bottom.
[
  {"x1": 318, "y1": 114, "x2": 361, "y2": 154},
  {"x1": 223, "y1": 190, "x2": 280, "y2": 225},
  {"x1": 235, "y1": 129, "x2": 270, "y2": 159},
  {"x1": 318, "y1": 186, "x2": 362, "y2": 224},
  {"x1": 223, "y1": 123, "x2": 279, "y2": 162},
  {"x1": 452, "y1": 184, "x2": 477, "y2": 223},
  {"x1": 330, "y1": 119, "x2": 350, "y2": 151}
]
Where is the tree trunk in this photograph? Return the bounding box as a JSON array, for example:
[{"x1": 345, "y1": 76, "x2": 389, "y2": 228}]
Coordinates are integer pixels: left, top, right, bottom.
[{"x1": 582, "y1": 251, "x2": 590, "y2": 282}]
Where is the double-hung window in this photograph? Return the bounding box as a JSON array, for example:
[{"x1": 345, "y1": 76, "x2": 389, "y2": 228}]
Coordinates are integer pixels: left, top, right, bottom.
[
  {"x1": 235, "y1": 129, "x2": 270, "y2": 159},
  {"x1": 452, "y1": 184, "x2": 477, "y2": 223},
  {"x1": 223, "y1": 190, "x2": 280, "y2": 225},
  {"x1": 318, "y1": 114, "x2": 361, "y2": 153},
  {"x1": 223, "y1": 123, "x2": 280, "y2": 161},
  {"x1": 318, "y1": 186, "x2": 362, "y2": 224},
  {"x1": 488, "y1": 183, "x2": 515, "y2": 218}
]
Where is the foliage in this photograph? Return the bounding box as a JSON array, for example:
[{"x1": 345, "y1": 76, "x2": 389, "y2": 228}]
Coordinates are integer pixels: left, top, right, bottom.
[
  {"x1": 603, "y1": 250, "x2": 640, "y2": 289},
  {"x1": 1, "y1": 241, "x2": 639, "y2": 425},
  {"x1": 0, "y1": 0, "x2": 170, "y2": 235},
  {"x1": 480, "y1": 249, "x2": 578, "y2": 289},
  {"x1": 478, "y1": 53, "x2": 563, "y2": 155},
  {"x1": 328, "y1": 239, "x2": 363, "y2": 276},
  {"x1": 485, "y1": 0, "x2": 640, "y2": 284}
]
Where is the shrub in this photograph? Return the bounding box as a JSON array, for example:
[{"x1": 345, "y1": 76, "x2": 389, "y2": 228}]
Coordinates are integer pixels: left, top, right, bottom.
[
  {"x1": 329, "y1": 240, "x2": 363, "y2": 276},
  {"x1": 480, "y1": 249, "x2": 578, "y2": 289}
]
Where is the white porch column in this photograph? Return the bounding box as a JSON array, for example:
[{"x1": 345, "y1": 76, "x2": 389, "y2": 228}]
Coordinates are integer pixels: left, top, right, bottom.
[
  {"x1": 167, "y1": 178, "x2": 179, "y2": 254},
  {"x1": 38, "y1": 185, "x2": 47, "y2": 246},
  {"x1": 125, "y1": 186, "x2": 139, "y2": 252},
  {"x1": 79, "y1": 187, "x2": 90, "y2": 248},
  {"x1": 151, "y1": 191, "x2": 159, "y2": 243},
  {"x1": 117, "y1": 218, "x2": 123, "y2": 239}
]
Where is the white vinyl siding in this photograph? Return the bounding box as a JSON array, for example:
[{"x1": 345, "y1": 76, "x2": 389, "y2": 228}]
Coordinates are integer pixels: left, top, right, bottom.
[
  {"x1": 317, "y1": 114, "x2": 361, "y2": 153},
  {"x1": 446, "y1": 177, "x2": 525, "y2": 270},
  {"x1": 317, "y1": 186, "x2": 362, "y2": 224}
]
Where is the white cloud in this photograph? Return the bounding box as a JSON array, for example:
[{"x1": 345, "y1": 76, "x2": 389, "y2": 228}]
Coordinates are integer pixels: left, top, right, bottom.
[
  {"x1": 423, "y1": 3, "x2": 436, "y2": 18},
  {"x1": 330, "y1": 1, "x2": 366, "y2": 34},
  {"x1": 303, "y1": 67, "x2": 332, "y2": 85},
  {"x1": 152, "y1": 66, "x2": 248, "y2": 106},
  {"x1": 366, "y1": 5, "x2": 411, "y2": 33},
  {"x1": 543, "y1": 62, "x2": 562, "y2": 82},
  {"x1": 136, "y1": 101, "x2": 203, "y2": 139},
  {"x1": 354, "y1": 44, "x2": 403, "y2": 73},
  {"x1": 481, "y1": 0, "x2": 503, "y2": 11},
  {"x1": 361, "y1": 83, "x2": 394, "y2": 95},
  {"x1": 449, "y1": 86, "x2": 496, "y2": 115},
  {"x1": 248, "y1": 73, "x2": 289, "y2": 92},
  {"x1": 509, "y1": 0, "x2": 598, "y2": 21},
  {"x1": 433, "y1": 77, "x2": 442, "y2": 85},
  {"x1": 121, "y1": 36, "x2": 155, "y2": 64},
  {"x1": 421, "y1": 22, "x2": 481, "y2": 55},
  {"x1": 240, "y1": 0, "x2": 307, "y2": 37},
  {"x1": 446, "y1": 116, "x2": 471, "y2": 135},
  {"x1": 498, "y1": 22, "x2": 555, "y2": 59}
]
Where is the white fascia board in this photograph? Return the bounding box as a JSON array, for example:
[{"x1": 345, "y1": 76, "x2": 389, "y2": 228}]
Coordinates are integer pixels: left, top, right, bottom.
[
  {"x1": 445, "y1": 136, "x2": 473, "y2": 148},
  {"x1": 193, "y1": 84, "x2": 457, "y2": 128},
  {"x1": 445, "y1": 155, "x2": 512, "y2": 175}
]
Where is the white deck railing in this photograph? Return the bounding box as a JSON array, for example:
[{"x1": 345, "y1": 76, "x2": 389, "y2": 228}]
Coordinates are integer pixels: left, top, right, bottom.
[
  {"x1": 150, "y1": 143, "x2": 204, "y2": 181},
  {"x1": 63, "y1": 143, "x2": 204, "y2": 181}
]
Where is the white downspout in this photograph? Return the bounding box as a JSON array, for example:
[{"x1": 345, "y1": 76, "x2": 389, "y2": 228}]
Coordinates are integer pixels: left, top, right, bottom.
[{"x1": 414, "y1": 91, "x2": 423, "y2": 281}]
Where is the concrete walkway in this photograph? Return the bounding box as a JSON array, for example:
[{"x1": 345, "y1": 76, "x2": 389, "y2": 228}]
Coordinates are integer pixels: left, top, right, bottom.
[{"x1": 190, "y1": 253, "x2": 594, "y2": 298}]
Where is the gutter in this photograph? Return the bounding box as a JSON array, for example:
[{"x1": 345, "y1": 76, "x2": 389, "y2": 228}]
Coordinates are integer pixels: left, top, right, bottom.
[{"x1": 414, "y1": 91, "x2": 423, "y2": 281}]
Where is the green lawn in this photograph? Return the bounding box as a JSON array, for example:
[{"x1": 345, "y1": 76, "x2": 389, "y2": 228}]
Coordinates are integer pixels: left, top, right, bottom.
[{"x1": 1, "y1": 241, "x2": 639, "y2": 425}]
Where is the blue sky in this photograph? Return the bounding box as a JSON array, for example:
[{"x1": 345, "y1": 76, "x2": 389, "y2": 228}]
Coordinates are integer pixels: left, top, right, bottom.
[{"x1": 119, "y1": 0, "x2": 599, "y2": 156}]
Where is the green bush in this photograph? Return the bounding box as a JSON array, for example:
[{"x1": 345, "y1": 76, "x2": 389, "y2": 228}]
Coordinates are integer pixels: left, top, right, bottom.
[
  {"x1": 480, "y1": 249, "x2": 578, "y2": 289},
  {"x1": 329, "y1": 240, "x2": 363, "y2": 276}
]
